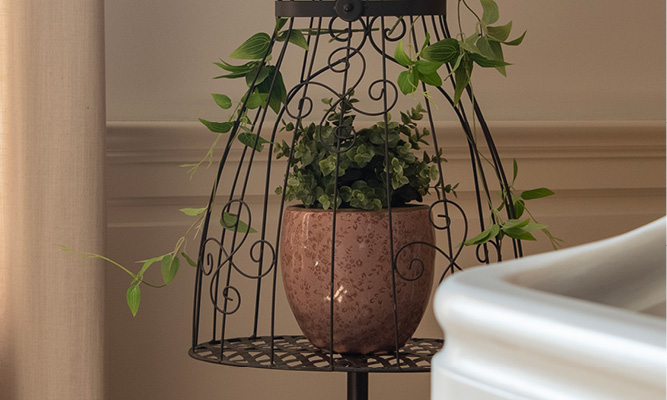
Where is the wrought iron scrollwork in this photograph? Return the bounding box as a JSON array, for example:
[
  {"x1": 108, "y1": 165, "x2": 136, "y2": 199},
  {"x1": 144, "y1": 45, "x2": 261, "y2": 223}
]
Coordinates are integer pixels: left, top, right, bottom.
[{"x1": 191, "y1": 4, "x2": 523, "y2": 374}]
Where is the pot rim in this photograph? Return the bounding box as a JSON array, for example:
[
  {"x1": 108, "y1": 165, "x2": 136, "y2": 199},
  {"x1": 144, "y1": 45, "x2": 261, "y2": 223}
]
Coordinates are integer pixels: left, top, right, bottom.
[{"x1": 284, "y1": 204, "x2": 429, "y2": 213}]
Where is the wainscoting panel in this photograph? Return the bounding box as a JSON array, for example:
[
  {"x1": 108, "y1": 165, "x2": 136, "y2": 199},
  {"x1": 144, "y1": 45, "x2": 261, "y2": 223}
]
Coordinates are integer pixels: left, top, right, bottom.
[{"x1": 105, "y1": 120, "x2": 664, "y2": 400}]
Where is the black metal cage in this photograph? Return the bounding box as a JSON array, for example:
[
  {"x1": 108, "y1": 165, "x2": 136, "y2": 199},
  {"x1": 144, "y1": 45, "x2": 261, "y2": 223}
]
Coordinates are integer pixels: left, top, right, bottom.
[{"x1": 189, "y1": 1, "x2": 522, "y2": 398}]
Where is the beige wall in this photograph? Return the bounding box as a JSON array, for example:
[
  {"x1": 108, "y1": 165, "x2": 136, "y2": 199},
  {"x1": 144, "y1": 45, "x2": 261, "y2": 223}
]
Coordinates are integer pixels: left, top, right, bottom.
[
  {"x1": 106, "y1": 0, "x2": 665, "y2": 122},
  {"x1": 105, "y1": 1, "x2": 665, "y2": 399}
]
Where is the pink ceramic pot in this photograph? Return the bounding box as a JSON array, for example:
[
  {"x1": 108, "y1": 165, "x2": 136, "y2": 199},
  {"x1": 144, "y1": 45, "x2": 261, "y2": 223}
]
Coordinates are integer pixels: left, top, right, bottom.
[{"x1": 280, "y1": 205, "x2": 435, "y2": 354}]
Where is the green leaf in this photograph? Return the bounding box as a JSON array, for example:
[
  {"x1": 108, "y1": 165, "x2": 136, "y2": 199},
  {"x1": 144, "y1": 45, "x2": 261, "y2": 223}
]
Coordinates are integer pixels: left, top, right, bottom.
[
  {"x1": 505, "y1": 30, "x2": 526, "y2": 46},
  {"x1": 221, "y1": 212, "x2": 257, "y2": 233},
  {"x1": 255, "y1": 67, "x2": 286, "y2": 114},
  {"x1": 459, "y1": 34, "x2": 481, "y2": 54},
  {"x1": 199, "y1": 118, "x2": 233, "y2": 134},
  {"x1": 214, "y1": 60, "x2": 257, "y2": 73},
  {"x1": 421, "y1": 38, "x2": 459, "y2": 63},
  {"x1": 214, "y1": 71, "x2": 250, "y2": 80},
  {"x1": 137, "y1": 254, "x2": 169, "y2": 264},
  {"x1": 245, "y1": 92, "x2": 268, "y2": 109},
  {"x1": 394, "y1": 40, "x2": 413, "y2": 67},
  {"x1": 245, "y1": 65, "x2": 270, "y2": 87},
  {"x1": 161, "y1": 254, "x2": 180, "y2": 285},
  {"x1": 487, "y1": 21, "x2": 513, "y2": 43},
  {"x1": 237, "y1": 131, "x2": 271, "y2": 152},
  {"x1": 502, "y1": 218, "x2": 530, "y2": 230},
  {"x1": 397, "y1": 70, "x2": 418, "y2": 95},
  {"x1": 524, "y1": 222, "x2": 548, "y2": 231},
  {"x1": 521, "y1": 188, "x2": 555, "y2": 200},
  {"x1": 126, "y1": 285, "x2": 141, "y2": 317},
  {"x1": 415, "y1": 60, "x2": 442, "y2": 75},
  {"x1": 476, "y1": 37, "x2": 494, "y2": 59},
  {"x1": 284, "y1": 29, "x2": 309, "y2": 50},
  {"x1": 477, "y1": 36, "x2": 505, "y2": 67},
  {"x1": 275, "y1": 17, "x2": 288, "y2": 32},
  {"x1": 463, "y1": 224, "x2": 500, "y2": 246},
  {"x1": 503, "y1": 228, "x2": 537, "y2": 241},
  {"x1": 419, "y1": 32, "x2": 431, "y2": 54},
  {"x1": 418, "y1": 70, "x2": 442, "y2": 87},
  {"x1": 513, "y1": 199, "x2": 525, "y2": 218},
  {"x1": 179, "y1": 207, "x2": 207, "y2": 217},
  {"x1": 181, "y1": 252, "x2": 197, "y2": 267},
  {"x1": 453, "y1": 58, "x2": 472, "y2": 105},
  {"x1": 512, "y1": 159, "x2": 518, "y2": 183},
  {"x1": 136, "y1": 253, "x2": 167, "y2": 280},
  {"x1": 469, "y1": 52, "x2": 510, "y2": 68},
  {"x1": 230, "y1": 32, "x2": 272, "y2": 60},
  {"x1": 211, "y1": 93, "x2": 232, "y2": 109},
  {"x1": 480, "y1": 0, "x2": 499, "y2": 24}
]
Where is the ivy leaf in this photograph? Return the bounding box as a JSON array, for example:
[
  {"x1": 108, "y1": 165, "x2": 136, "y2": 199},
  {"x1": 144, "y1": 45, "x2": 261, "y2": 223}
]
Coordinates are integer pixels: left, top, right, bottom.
[
  {"x1": 503, "y1": 228, "x2": 537, "y2": 241},
  {"x1": 199, "y1": 118, "x2": 233, "y2": 134},
  {"x1": 418, "y1": 70, "x2": 442, "y2": 87},
  {"x1": 255, "y1": 67, "x2": 286, "y2": 113},
  {"x1": 161, "y1": 254, "x2": 180, "y2": 285},
  {"x1": 230, "y1": 32, "x2": 272, "y2": 60},
  {"x1": 181, "y1": 252, "x2": 197, "y2": 267},
  {"x1": 524, "y1": 222, "x2": 548, "y2": 231},
  {"x1": 415, "y1": 60, "x2": 442, "y2": 75},
  {"x1": 245, "y1": 65, "x2": 271, "y2": 87},
  {"x1": 453, "y1": 57, "x2": 472, "y2": 105},
  {"x1": 505, "y1": 31, "x2": 527, "y2": 46},
  {"x1": 487, "y1": 40, "x2": 507, "y2": 75},
  {"x1": 245, "y1": 92, "x2": 268, "y2": 109},
  {"x1": 421, "y1": 38, "x2": 459, "y2": 63},
  {"x1": 214, "y1": 71, "x2": 250, "y2": 80},
  {"x1": 394, "y1": 40, "x2": 413, "y2": 67},
  {"x1": 463, "y1": 224, "x2": 500, "y2": 246},
  {"x1": 221, "y1": 212, "x2": 257, "y2": 233},
  {"x1": 136, "y1": 261, "x2": 152, "y2": 279},
  {"x1": 480, "y1": 0, "x2": 499, "y2": 24},
  {"x1": 126, "y1": 285, "x2": 141, "y2": 317},
  {"x1": 487, "y1": 21, "x2": 513, "y2": 43},
  {"x1": 276, "y1": 29, "x2": 309, "y2": 51},
  {"x1": 237, "y1": 131, "x2": 271, "y2": 152},
  {"x1": 179, "y1": 207, "x2": 207, "y2": 217},
  {"x1": 502, "y1": 218, "x2": 530, "y2": 230},
  {"x1": 275, "y1": 17, "x2": 288, "y2": 33},
  {"x1": 212, "y1": 94, "x2": 232, "y2": 109},
  {"x1": 137, "y1": 254, "x2": 169, "y2": 264},
  {"x1": 397, "y1": 70, "x2": 418, "y2": 95},
  {"x1": 521, "y1": 188, "x2": 555, "y2": 200},
  {"x1": 477, "y1": 36, "x2": 505, "y2": 63},
  {"x1": 469, "y1": 52, "x2": 510, "y2": 68},
  {"x1": 214, "y1": 60, "x2": 257, "y2": 73},
  {"x1": 512, "y1": 159, "x2": 518, "y2": 184},
  {"x1": 136, "y1": 254, "x2": 166, "y2": 281},
  {"x1": 513, "y1": 199, "x2": 525, "y2": 218},
  {"x1": 419, "y1": 32, "x2": 431, "y2": 54}
]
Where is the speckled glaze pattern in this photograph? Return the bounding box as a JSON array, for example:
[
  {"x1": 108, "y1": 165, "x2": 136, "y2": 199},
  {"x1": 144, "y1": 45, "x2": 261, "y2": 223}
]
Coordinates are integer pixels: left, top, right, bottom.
[{"x1": 280, "y1": 205, "x2": 435, "y2": 354}]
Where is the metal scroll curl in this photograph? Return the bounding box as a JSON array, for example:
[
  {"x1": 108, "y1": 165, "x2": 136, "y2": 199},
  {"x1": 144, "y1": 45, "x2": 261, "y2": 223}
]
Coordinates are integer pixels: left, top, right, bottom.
[
  {"x1": 392, "y1": 199, "x2": 469, "y2": 284},
  {"x1": 199, "y1": 199, "x2": 277, "y2": 315}
]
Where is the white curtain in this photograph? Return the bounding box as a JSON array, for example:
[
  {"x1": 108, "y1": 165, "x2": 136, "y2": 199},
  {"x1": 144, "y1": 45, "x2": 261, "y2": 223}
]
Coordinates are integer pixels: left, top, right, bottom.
[{"x1": 0, "y1": 1, "x2": 106, "y2": 398}]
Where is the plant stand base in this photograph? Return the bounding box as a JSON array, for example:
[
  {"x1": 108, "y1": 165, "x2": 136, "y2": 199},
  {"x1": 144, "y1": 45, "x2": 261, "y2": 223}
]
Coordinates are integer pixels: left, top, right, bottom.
[{"x1": 348, "y1": 372, "x2": 368, "y2": 400}]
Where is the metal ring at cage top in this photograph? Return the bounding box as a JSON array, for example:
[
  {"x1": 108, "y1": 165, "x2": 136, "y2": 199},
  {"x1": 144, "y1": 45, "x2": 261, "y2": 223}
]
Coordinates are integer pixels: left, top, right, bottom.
[{"x1": 275, "y1": 0, "x2": 447, "y2": 19}]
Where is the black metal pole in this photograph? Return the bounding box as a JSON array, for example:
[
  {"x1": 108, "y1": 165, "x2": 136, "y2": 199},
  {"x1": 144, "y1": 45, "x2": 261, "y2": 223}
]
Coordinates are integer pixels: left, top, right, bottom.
[{"x1": 347, "y1": 372, "x2": 369, "y2": 400}]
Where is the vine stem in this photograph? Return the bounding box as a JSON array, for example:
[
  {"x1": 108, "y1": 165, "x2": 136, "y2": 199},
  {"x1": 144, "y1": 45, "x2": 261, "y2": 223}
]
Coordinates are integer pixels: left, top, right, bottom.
[
  {"x1": 461, "y1": 0, "x2": 482, "y2": 24},
  {"x1": 59, "y1": 246, "x2": 163, "y2": 287}
]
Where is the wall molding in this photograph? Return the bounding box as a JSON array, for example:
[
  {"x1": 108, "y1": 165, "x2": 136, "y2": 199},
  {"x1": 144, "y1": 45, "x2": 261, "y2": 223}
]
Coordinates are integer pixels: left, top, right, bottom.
[
  {"x1": 106, "y1": 120, "x2": 665, "y2": 218},
  {"x1": 106, "y1": 120, "x2": 665, "y2": 245},
  {"x1": 107, "y1": 120, "x2": 666, "y2": 164}
]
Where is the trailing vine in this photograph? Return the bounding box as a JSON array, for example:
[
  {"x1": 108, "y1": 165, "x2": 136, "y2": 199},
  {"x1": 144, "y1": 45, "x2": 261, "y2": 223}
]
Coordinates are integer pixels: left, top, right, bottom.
[{"x1": 63, "y1": 1, "x2": 560, "y2": 316}]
